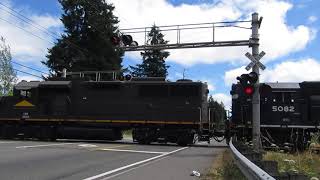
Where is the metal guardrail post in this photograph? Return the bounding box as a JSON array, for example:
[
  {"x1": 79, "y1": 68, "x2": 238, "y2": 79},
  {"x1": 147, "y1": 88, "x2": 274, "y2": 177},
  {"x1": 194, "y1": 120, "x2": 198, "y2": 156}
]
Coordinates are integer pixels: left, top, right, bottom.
[{"x1": 229, "y1": 139, "x2": 275, "y2": 180}]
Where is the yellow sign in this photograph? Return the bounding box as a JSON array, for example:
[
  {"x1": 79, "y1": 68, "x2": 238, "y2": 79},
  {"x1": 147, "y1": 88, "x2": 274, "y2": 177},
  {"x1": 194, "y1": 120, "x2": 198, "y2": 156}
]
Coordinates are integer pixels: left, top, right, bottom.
[{"x1": 14, "y1": 100, "x2": 35, "y2": 107}]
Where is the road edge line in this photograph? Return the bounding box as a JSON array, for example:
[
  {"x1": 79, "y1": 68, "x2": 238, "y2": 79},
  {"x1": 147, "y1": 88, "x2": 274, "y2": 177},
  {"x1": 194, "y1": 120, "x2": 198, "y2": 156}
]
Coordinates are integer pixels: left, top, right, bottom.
[
  {"x1": 83, "y1": 146, "x2": 189, "y2": 180},
  {"x1": 16, "y1": 143, "x2": 75, "y2": 148},
  {"x1": 98, "y1": 148, "x2": 167, "y2": 154}
]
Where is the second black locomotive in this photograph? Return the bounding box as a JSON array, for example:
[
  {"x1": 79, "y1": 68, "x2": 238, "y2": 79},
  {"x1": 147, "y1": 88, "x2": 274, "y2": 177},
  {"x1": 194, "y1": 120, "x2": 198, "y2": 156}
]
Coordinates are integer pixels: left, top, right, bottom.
[{"x1": 230, "y1": 81, "x2": 320, "y2": 150}]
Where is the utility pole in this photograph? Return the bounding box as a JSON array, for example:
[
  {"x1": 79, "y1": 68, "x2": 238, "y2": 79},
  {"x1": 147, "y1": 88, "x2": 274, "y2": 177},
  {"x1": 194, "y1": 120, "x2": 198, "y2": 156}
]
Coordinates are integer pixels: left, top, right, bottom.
[{"x1": 251, "y1": 12, "x2": 262, "y2": 151}]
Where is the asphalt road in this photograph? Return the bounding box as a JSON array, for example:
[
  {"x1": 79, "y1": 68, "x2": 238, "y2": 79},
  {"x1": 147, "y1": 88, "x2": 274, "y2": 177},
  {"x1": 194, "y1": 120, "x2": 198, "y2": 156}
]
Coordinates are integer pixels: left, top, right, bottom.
[{"x1": 0, "y1": 139, "x2": 227, "y2": 180}]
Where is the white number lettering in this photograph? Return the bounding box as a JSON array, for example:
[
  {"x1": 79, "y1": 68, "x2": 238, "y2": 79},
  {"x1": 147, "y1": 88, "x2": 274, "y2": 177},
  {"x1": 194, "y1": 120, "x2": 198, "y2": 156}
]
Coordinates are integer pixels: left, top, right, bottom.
[
  {"x1": 272, "y1": 106, "x2": 277, "y2": 112},
  {"x1": 271, "y1": 106, "x2": 295, "y2": 112},
  {"x1": 289, "y1": 106, "x2": 295, "y2": 112}
]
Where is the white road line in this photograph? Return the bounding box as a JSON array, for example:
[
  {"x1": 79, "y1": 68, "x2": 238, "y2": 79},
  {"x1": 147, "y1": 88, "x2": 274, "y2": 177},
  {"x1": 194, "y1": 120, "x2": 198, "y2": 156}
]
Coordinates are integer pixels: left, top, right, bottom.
[
  {"x1": 83, "y1": 147, "x2": 189, "y2": 180},
  {"x1": 99, "y1": 148, "x2": 167, "y2": 154},
  {"x1": 0, "y1": 141, "x2": 17, "y2": 144},
  {"x1": 102, "y1": 156, "x2": 170, "y2": 180},
  {"x1": 16, "y1": 143, "x2": 75, "y2": 149}
]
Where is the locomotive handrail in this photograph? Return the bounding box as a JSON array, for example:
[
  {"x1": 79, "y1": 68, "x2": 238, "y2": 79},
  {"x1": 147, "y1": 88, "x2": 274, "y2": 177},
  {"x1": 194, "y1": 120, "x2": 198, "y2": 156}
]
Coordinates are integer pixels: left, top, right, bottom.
[{"x1": 229, "y1": 139, "x2": 275, "y2": 180}]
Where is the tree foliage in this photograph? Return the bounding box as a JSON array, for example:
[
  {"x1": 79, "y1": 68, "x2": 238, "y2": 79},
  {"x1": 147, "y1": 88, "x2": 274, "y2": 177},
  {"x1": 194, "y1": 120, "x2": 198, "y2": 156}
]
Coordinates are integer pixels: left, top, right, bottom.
[
  {"x1": 43, "y1": 0, "x2": 123, "y2": 74},
  {"x1": 0, "y1": 37, "x2": 17, "y2": 96},
  {"x1": 208, "y1": 95, "x2": 226, "y2": 128},
  {"x1": 130, "y1": 25, "x2": 169, "y2": 78}
]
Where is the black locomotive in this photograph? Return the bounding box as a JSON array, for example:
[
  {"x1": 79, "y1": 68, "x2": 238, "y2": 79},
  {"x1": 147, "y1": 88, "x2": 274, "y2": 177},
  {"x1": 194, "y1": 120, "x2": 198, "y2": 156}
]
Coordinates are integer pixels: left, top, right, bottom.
[
  {"x1": 0, "y1": 71, "x2": 215, "y2": 145},
  {"x1": 230, "y1": 81, "x2": 320, "y2": 150}
]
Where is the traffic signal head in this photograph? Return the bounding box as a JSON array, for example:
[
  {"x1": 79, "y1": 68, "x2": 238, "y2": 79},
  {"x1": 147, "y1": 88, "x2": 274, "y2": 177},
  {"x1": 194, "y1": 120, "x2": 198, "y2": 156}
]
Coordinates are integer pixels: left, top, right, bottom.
[
  {"x1": 111, "y1": 34, "x2": 133, "y2": 46},
  {"x1": 236, "y1": 72, "x2": 258, "y2": 85},
  {"x1": 236, "y1": 72, "x2": 258, "y2": 96},
  {"x1": 244, "y1": 85, "x2": 254, "y2": 96},
  {"x1": 247, "y1": 72, "x2": 258, "y2": 84},
  {"x1": 121, "y1": 34, "x2": 133, "y2": 46},
  {"x1": 236, "y1": 74, "x2": 250, "y2": 84}
]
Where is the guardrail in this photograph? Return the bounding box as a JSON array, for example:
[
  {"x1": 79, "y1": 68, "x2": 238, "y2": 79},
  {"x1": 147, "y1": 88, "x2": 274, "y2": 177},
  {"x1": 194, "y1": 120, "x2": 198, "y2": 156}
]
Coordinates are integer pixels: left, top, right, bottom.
[{"x1": 229, "y1": 139, "x2": 275, "y2": 180}]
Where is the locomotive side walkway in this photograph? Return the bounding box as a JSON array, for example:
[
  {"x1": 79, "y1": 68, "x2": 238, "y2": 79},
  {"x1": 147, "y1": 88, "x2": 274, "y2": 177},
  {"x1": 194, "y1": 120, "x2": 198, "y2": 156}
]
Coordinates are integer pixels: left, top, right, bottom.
[{"x1": 0, "y1": 139, "x2": 226, "y2": 180}]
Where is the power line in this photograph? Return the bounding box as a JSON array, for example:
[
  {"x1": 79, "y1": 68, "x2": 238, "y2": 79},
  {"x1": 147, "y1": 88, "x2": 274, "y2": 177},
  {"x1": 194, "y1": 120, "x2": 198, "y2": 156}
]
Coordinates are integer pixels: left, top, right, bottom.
[
  {"x1": 0, "y1": 5, "x2": 52, "y2": 75},
  {"x1": 13, "y1": 68, "x2": 43, "y2": 78},
  {"x1": 0, "y1": 4, "x2": 117, "y2": 76},
  {"x1": 0, "y1": 3, "x2": 57, "y2": 39},
  {"x1": 0, "y1": 16, "x2": 54, "y2": 45},
  {"x1": 0, "y1": 3, "x2": 91, "y2": 56},
  {"x1": 12, "y1": 61, "x2": 49, "y2": 75}
]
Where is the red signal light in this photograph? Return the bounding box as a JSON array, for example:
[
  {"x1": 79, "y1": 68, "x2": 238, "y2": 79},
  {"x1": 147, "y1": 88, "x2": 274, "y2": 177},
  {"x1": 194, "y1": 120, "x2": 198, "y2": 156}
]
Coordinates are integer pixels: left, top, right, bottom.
[{"x1": 244, "y1": 86, "x2": 254, "y2": 95}]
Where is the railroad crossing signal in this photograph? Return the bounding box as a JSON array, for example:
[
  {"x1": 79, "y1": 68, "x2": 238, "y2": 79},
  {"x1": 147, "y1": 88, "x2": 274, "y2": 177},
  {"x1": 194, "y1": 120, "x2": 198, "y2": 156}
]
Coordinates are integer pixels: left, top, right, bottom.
[
  {"x1": 111, "y1": 34, "x2": 138, "y2": 46},
  {"x1": 245, "y1": 51, "x2": 266, "y2": 71},
  {"x1": 236, "y1": 72, "x2": 258, "y2": 96}
]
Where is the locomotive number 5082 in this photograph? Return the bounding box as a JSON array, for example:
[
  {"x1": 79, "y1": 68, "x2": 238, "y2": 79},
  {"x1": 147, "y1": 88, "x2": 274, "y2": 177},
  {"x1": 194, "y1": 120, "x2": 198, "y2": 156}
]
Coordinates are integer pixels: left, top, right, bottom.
[{"x1": 272, "y1": 106, "x2": 295, "y2": 112}]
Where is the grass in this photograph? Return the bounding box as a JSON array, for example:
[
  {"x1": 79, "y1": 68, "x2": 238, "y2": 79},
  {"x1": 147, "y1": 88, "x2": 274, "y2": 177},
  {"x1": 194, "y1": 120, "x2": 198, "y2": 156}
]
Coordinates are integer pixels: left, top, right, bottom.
[
  {"x1": 263, "y1": 151, "x2": 320, "y2": 178},
  {"x1": 202, "y1": 149, "x2": 246, "y2": 180},
  {"x1": 263, "y1": 132, "x2": 320, "y2": 178}
]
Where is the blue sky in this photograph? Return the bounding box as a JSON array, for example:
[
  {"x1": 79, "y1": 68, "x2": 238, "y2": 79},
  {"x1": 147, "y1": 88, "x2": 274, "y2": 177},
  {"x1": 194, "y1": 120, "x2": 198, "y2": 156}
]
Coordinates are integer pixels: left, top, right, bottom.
[{"x1": 1, "y1": 0, "x2": 319, "y2": 108}]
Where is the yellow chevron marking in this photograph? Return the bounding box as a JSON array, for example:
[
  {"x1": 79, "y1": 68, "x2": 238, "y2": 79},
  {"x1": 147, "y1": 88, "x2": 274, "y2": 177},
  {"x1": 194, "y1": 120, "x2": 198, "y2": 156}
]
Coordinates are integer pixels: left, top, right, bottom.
[{"x1": 14, "y1": 100, "x2": 35, "y2": 107}]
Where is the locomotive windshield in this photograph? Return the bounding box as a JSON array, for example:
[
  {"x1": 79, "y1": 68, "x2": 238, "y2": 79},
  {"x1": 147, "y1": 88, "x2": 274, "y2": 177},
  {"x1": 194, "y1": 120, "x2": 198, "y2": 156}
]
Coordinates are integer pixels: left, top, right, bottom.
[
  {"x1": 271, "y1": 92, "x2": 295, "y2": 103},
  {"x1": 19, "y1": 90, "x2": 32, "y2": 98}
]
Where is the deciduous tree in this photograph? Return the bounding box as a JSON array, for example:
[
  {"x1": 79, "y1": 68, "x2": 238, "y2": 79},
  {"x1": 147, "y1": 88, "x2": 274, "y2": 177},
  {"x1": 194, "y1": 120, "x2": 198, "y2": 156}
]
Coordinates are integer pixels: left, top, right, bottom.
[{"x1": 0, "y1": 37, "x2": 17, "y2": 96}]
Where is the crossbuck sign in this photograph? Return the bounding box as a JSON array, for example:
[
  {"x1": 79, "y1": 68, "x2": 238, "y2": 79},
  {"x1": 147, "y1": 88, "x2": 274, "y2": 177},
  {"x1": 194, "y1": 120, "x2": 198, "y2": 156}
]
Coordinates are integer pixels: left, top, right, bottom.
[{"x1": 245, "y1": 51, "x2": 266, "y2": 71}]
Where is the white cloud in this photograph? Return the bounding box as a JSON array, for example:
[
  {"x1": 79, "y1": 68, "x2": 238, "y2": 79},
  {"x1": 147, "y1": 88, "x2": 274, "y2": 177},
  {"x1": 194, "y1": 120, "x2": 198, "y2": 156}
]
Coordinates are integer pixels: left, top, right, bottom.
[
  {"x1": 308, "y1": 15, "x2": 317, "y2": 23},
  {"x1": 111, "y1": 0, "x2": 315, "y2": 66},
  {"x1": 211, "y1": 93, "x2": 231, "y2": 109},
  {"x1": 224, "y1": 58, "x2": 320, "y2": 86},
  {"x1": 17, "y1": 75, "x2": 41, "y2": 82},
  {"x1": 0, "y1": 1, "x2": 62, "y2": 65},
  {"x1": 224, "y1": 65, "x2": 247, "y2": 86},
  {"x1": 261, "y1": 59, "x2": 320, "y2": 82},
  {"x1": 207, "y1": 82, "x2": 215, "y2": 91}
]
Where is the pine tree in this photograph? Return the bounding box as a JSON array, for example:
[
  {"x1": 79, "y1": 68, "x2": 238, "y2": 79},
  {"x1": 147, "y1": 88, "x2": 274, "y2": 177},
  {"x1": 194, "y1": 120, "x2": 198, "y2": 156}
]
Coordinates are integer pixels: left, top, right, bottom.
[
  {"x1": 43, "y1": 0, "x2": 124, "y2": 74},
  {"x1": 0, "y1": 37, "x2": 17, "y2": 96},
  {"x1": 130, "y1": 25, "x2": 169, "y2": 78},
  {"x1": 208, "y1": 95, "x2": 226, "y2": 129}
]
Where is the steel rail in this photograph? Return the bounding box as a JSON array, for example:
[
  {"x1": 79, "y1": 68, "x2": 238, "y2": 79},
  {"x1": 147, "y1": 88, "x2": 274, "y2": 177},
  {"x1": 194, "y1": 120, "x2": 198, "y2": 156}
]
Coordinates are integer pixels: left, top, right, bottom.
[{"x1": 229, "y1": 139, "x2": 275, "y2": 180}]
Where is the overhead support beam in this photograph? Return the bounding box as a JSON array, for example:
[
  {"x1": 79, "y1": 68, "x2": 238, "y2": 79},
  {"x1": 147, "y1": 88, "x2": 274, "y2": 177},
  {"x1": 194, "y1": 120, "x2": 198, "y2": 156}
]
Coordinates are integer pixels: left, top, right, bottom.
[{"x1": 121, "y1": 40, "x2": 250, "y2": 51}]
